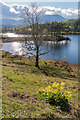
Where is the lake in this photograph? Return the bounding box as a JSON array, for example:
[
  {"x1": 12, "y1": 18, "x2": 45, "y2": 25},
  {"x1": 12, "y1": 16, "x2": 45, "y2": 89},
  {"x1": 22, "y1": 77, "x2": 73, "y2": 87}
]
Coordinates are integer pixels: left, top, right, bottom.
[{"x1": 1, "y1": 34, "x2": 79, "y2": 64}]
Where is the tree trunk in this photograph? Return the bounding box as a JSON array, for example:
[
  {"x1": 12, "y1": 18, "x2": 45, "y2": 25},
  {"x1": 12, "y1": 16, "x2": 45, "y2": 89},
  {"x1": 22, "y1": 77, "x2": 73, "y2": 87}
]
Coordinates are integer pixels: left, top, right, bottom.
[{"x1": 35, "y1": 46, "x2": 39, "y2": 68}]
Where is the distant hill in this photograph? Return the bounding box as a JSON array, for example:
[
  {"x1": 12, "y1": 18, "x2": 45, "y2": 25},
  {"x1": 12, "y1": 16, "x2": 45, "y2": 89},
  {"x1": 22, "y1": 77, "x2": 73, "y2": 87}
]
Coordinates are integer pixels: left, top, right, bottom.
[
  {"x1": 43, "y1": 15, "x2": 66, "y2": 23},
  {"x1": 1, "y1": 19, "x2": 24, "y2": 27},
  {"x1": 0, "y1": 1, "x2": 67, "y2": 27},
  {"x1": 1, "y1": 15, "x2": 66, "y2": 27}
]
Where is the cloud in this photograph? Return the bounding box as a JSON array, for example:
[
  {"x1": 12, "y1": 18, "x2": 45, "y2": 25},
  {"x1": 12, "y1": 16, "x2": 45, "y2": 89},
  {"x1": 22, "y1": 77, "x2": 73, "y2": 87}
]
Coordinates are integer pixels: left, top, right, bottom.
[
  {"x1": 9, "y1": 17, "x2": 22, "y2": 20},
  {"x1": 42, "y1": 6, "x2": 78, "y2": 19},
  {"x1": 11, "y1": 4, "x2": 28, "y2": 10},
  {"x1": 10, "y1": 7, "x2": 20, "y2": 14},
  {"x1": 45, "y1": 11, "x2": 54, "y2": 15},
  {"x1": 0, "y1": 1, "x2": 78, "y2": 20},
  {"x1": 61, "y1": 8, "x2": 78, "y2": 18}
]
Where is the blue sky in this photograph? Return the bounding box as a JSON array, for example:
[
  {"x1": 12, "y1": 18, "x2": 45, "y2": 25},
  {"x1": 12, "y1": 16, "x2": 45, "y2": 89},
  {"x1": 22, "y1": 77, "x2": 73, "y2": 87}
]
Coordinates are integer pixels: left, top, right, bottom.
[{"x1": 0, "y1": 0, "x2": 79, "y2": 9}]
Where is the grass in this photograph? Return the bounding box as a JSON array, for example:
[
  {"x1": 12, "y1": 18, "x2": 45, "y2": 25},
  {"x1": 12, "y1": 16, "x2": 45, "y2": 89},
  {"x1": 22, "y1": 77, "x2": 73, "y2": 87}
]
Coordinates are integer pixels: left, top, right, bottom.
[{"x1": 2, "y1": 51, "x2": 79, "y2": 119}]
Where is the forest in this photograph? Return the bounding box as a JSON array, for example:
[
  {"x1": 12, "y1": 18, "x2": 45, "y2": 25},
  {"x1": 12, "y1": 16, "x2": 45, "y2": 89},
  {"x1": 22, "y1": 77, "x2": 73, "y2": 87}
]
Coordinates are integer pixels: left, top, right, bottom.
[{"x1": 1, "y1": 18, "x2": 80, "y2": 35}]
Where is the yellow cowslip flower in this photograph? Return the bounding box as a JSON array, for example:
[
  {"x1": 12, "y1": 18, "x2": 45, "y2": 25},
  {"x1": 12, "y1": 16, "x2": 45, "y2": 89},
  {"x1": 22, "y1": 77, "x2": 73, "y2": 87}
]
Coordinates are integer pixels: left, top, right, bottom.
[
  {"x1": 67, "y1": 91, "x2": 71, "y2": 95},
  {"x1": 54, "y1": 89, "x2": 59, "y2": 94},
  {"x1": 40, "y1": 88, "x2": 45, "y2": 92},
  {"x1": 42, "y1": 93, "x2": 45, "y2": 95},
  {"x1": 52, "y1": 82, "x2": 56, "y2": 88},
  {"x1": 45, "y1": 85, "x2": 51, "y2": 91},
  {"x1": 56, "y1": 83, "x2": 60, "y2": 88},
  {"x1": 48, "y1": 85, "x2": 52, "y2": 89},
  {"x1": 64, "y1": 91, "x2": 67, "y2": 94},
  {"x1": 68, "y1": 94, "x2": 72, "y2": 98},
  {"x1": 64, "y1": 91, "x2": 72, "y2": 99},
  {"x1": 67, "y1": 92, "x2": 72, "y2": 98},
  {"x1": 51, "y1": 88, "x2": 53, "y2": 92},
  {"x1": 66, "y1": 94, "x2": 71, "y2": 99},
  {"x1": 52, "y1": 82, "x2": 59, "y2": 88},
  {"x1": 60, "y1": 82, "x2": 65, "y2": 87},
  {"x1": 47, "y1": 89, "x2": 50, "y2": 93},
  {"x1": 65, "y1": 91, "x2": 71, "y2": 95},
  {"x1": 60, "y1": 86, "x2": 64, "y2": 90}
]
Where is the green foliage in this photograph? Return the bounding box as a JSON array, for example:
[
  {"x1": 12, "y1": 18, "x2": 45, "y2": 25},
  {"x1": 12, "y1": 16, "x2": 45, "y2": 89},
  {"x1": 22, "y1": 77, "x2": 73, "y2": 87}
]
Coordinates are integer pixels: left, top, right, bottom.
[{"x1": 1, "y1": 18, "x2": 80, "y2": 35}]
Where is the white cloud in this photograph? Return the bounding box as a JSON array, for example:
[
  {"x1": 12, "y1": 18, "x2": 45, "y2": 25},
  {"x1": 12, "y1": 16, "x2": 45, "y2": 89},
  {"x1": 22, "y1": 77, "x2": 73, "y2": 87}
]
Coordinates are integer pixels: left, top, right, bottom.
[
  {"x1": 0, "y1": 1, "x2": 78, "y2": 20},
  {"x1": 45, "y1": 11, "x2": 54, "y2": 15},
  {"x1": 11, "y1": 4, "x2": 28, "y2": 10},
  {"x1": 0, "y1": 0, "x2": 79, "y2": 2},
  {"x1": 10, "y1": 17, "x2": 22, "y2": 20},
  {"x1": 42, "y1": 6, "x2": 78, "y2": 19},
  {"x1": 10, "y1": 7, "x2": 20, "y2": 14},
  {"x1": 60, "y1": 8, "x2": 78, "y2": 18}
]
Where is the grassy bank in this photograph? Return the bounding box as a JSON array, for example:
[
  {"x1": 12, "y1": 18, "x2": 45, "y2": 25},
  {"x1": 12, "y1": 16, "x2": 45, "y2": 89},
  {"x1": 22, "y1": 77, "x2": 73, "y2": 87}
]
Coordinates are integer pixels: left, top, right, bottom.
[{"x1": 2, "y1": 51, "x2": 79, "y2": 119}]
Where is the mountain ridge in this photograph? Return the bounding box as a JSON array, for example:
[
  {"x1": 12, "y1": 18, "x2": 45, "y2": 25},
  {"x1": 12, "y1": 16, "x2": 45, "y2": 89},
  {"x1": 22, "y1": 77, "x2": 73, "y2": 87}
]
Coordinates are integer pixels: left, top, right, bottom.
[
  {"x1": 1, "y1": 15, "x2": 66, "y2": 27},
  {"x1": 0, "y1": 1, "x2": 67, "y2": 27}
]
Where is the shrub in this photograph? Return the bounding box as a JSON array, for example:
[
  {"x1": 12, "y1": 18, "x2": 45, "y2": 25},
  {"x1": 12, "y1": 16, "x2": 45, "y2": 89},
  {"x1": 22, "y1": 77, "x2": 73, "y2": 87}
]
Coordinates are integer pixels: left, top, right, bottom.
[{"x1": 39, "y1": 82, "x2": 72, "y2": 111}]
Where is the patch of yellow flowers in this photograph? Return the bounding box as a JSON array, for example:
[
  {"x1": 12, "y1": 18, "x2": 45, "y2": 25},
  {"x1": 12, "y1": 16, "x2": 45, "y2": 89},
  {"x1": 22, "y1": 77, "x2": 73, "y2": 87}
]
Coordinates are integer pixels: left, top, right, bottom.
[{"x1": 39, "y1": 82, "x2": 72, "y2": 101}]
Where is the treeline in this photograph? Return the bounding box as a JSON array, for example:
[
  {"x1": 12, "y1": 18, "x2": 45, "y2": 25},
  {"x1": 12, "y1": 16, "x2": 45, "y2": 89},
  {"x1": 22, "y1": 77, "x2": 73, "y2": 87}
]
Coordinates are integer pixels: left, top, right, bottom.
[{"x1": 1, "y1": 18, "x2": 80, "y2": 35}]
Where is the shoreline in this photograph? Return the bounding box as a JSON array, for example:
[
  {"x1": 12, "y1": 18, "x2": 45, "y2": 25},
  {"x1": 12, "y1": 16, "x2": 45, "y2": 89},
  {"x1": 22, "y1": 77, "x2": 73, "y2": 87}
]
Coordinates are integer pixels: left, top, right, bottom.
[
  {"x1": 1, "y1": 36, "x2": 71, "y2": 43},
  {"x1": 2, "y1": 50, "x2": 78, "y2": 66}
]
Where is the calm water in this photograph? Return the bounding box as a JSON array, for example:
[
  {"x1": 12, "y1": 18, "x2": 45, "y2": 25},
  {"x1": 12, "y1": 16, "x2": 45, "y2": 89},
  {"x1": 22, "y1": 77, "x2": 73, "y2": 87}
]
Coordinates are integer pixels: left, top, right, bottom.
[{"x1": 1, "y1": 35, "x2": 79, "y2": 64}]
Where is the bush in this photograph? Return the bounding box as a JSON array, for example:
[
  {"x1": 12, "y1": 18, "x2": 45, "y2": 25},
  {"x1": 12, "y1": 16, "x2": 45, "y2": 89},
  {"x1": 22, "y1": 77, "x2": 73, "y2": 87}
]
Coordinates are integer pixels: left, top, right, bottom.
[{"x1": 39, "y1": 82, "x2": 72, "y2": 111}]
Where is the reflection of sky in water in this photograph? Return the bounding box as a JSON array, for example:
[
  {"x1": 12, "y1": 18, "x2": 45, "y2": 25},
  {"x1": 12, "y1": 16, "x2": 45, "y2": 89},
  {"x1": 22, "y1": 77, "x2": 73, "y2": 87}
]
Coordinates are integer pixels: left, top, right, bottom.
[
  {"x1": 11, "y1": 42, "x2": 25, "y2": 55},
  {"x1": 1, "y1": 35, "x2": 78, "y2": 64},
  {"x1": 2, "y1": 42, "x2": 25, "y2": 55}
]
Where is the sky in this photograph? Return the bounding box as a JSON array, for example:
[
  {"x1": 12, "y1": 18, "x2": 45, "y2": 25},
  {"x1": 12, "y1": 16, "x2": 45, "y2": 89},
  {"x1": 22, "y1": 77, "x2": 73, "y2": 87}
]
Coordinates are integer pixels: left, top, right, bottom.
[
  {"x1": 0, "y1": 0, "x2": 79, "y2": 9},
  {"x1": 0, "y1": 0, "x2": 79, "y2": 19},
  {"x1": 0, "y1": 0, "x2": 79, "y2": 2}
]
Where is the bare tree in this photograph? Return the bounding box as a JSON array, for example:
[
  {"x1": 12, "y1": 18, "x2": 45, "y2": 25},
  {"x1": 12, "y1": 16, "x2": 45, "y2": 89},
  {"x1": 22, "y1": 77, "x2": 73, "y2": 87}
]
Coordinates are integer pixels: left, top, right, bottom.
[{"x1": 22, "y1": 3, "x2": 52, "y2": 68}]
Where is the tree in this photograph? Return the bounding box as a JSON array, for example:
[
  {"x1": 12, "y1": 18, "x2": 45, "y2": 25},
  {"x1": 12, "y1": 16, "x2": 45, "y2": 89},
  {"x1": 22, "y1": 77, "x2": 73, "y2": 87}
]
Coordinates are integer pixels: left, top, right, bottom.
[{"x1": 22, "y1": 3, "x2": 51, "y2": 68}]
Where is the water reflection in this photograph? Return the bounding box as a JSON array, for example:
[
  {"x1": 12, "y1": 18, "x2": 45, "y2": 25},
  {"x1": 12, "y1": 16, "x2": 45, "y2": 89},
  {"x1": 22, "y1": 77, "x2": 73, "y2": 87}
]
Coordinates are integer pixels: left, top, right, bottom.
[
  {"x1": 1, "y1": 35, "x2": 78, "y2": 64},
  {"x1": 2, "y1": 41, "x2": 25, "y2": 55},
  {"x1": 2, "y1": 40, "x2": 69, "y2": 56},
  {"x1": 42, "y1": 40, "x2": 70, "y2": 53},
  {"x1": 11, "y1": 42, "x2": 25, "y2": 55}
]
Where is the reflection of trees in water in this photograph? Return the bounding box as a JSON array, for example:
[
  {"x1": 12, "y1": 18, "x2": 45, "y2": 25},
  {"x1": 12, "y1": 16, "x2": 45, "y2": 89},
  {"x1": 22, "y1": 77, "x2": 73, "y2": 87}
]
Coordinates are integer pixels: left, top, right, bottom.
[
  {"x1": 41, "y1": 41, "x2": 70, "y2": 55},
  {"x1": 53, "y1": 41, "x2": 69, "y2": 50},
  {"x1": 3, "y1": 40, "x2": 70, "y2": 57}
]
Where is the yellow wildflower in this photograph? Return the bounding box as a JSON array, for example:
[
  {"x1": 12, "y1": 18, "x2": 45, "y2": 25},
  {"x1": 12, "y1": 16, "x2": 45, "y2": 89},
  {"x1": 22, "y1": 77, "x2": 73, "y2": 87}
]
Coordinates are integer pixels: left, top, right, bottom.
[
  {"x1": 52, "y1": 82, "x2": 59, "y2": 88},
  {"x1": 67, "y1": 91, "x2": 71, "y2": 94},
  {"x1": 42, "y1": 93, "x2": 45, "y2": 95},
  {"x1": 60, "y1": 86, "x2": 64, "y2": 90},
  {"x1": 68, "y1": 94, "x2": 72, "y2": 98},
  {"x1": 60, "y1": 82, "x2": 65, "y2": 87},
  {"x1": 54, "y1": 89, "x2": 58, "y2": 94}
]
